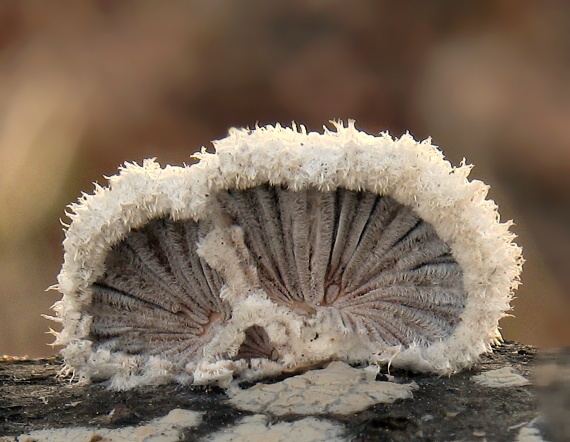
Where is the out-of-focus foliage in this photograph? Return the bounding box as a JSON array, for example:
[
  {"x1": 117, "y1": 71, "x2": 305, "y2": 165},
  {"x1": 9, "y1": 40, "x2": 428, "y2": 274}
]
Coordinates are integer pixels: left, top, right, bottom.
[{"x1": 1, "y1": 0, "x2": 569, "y2": 356}]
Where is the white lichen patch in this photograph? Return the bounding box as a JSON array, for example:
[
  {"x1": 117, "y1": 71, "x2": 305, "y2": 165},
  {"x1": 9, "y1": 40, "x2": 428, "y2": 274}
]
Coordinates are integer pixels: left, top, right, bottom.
[
  {"x1": 472, "y1": 367, "x2": 530, "y2": 388},
  {"x1": 516, "y1": 427, "x2": 546, "y2": 442},
  {"x1": 17, "y1": 408, "x2": 202, "y2": 442},
  {"x1": 228, "y1": 361, "x2": 417, "y2": 416},
  {"x1": 516, "y1": 418, "x2": 547, "y2": 442},
  {"x1": 51, "y1": 121, "x2": 523, "y2": 388},
  {"x1": 206, "y1": 414, "x2": 346, "y2": 442}
]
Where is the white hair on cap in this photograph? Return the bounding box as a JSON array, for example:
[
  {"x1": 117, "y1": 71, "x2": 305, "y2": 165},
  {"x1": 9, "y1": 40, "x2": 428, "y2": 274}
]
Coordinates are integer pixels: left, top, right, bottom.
[{"x1": 50, "y1": 121, "x2": 523, "y2": 389}]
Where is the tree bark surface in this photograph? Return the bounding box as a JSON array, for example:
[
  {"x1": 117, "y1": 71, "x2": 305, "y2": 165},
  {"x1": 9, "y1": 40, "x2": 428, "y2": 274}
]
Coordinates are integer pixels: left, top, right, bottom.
[{"x1": 0, "y1": 342, "x2": 541, "y2": 441}]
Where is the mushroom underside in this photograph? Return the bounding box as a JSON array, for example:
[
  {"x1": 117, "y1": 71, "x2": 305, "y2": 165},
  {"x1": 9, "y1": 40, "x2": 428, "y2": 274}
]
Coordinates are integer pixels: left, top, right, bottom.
[{"x1": 87, "y1": 185, "x2": 467, "y2": 378}]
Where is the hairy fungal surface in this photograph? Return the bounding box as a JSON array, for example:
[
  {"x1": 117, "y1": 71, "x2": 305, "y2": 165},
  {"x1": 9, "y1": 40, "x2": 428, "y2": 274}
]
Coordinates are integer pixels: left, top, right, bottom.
[
  {"x1": 216, "y1": 186, "x2": 466, "y2": 347},
  {"x1": 51, "y1": 122, "x2": 523, "y2": 389},
  {"x1": 88, "y1": 218, "x2": 230, "y2": 364}
]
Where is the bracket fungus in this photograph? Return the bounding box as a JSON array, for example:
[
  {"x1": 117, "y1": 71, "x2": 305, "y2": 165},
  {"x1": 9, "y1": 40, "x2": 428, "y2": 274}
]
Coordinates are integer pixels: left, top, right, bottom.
[{"x1": 51, "y1": 122, "x2": 523, "y2": 389}]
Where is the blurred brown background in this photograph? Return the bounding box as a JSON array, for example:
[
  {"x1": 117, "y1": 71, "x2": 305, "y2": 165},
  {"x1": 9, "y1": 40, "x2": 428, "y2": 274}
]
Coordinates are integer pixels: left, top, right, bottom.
[{"x1": 1, "y1": 1, "x2": 569, "y2": 357}]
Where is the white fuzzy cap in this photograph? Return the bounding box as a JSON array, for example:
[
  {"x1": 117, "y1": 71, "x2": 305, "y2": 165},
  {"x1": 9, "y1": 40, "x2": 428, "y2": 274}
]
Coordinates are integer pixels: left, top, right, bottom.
[{"x1": 52, "y1": 121, "x2": 523, "y2": 387}]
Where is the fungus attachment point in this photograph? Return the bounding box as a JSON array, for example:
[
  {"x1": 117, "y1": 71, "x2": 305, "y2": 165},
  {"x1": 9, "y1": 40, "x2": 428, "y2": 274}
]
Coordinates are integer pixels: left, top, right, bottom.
[{"x1": 52, "y1": 122, "x2": 523, "y2": 389}]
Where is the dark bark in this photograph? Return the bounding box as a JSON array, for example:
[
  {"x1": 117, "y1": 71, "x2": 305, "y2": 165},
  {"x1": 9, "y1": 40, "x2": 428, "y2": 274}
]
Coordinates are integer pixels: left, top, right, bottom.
[{"x1": 0, "y1": 342, "x2": 540, "y2": 441}]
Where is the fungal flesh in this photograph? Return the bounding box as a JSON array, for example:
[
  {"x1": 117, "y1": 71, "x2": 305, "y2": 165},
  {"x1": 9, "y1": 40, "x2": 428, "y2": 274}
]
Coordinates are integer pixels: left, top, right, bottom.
[{"x1": 51, "y1": 122, "x2": 523, "y2": 388}]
